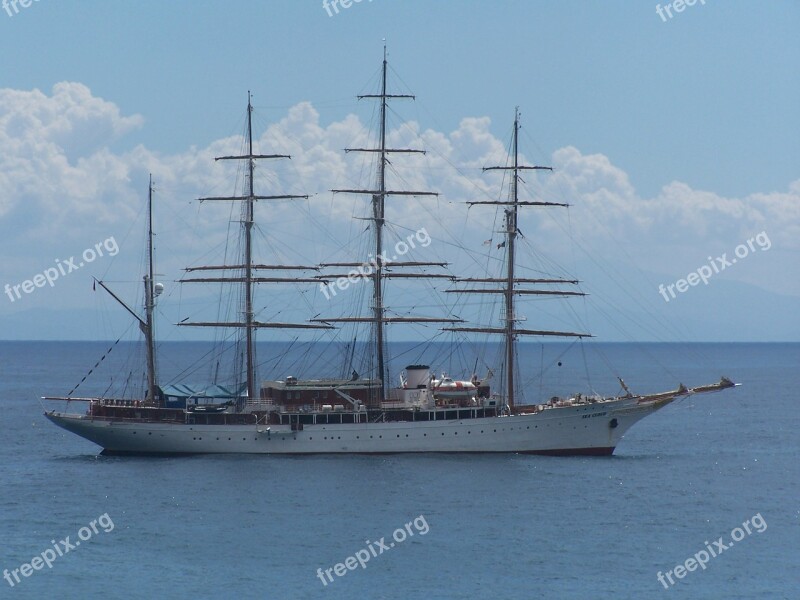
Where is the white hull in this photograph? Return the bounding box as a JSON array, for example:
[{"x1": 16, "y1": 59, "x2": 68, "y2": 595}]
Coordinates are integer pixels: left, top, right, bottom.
[{"x1": 45, "y1": 397, "x2": 665, "y2": 456}]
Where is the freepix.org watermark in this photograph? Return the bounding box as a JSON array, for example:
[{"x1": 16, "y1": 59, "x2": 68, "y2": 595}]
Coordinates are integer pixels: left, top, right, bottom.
[
  {"x1": 656, "y1": 512, "x2": 766, "y2": 590},
  {"x1": 3, "y1": 0, "x2": 41, "y2": 18},
  {"x1": 320, "y1": 227, "x2": 432, "y2": 301},
  {"x1": 3, "y1": 513, "x2": 115, "y2": 588},
  {"x1": 322, "y1": 0, "x2": 372, "y2": 18},
  {"x1": 656, "y1": 0, "x2": 706, "y2": 23},
  {"x1": 4, "y1": 237, "x2": 119, "y2": 303},
  {"x1": 658, "y1": 231, "x2": 770, "y2": 303},
  {"x1": 316, "y1": 514, "x2": 429, "y2": 586}
]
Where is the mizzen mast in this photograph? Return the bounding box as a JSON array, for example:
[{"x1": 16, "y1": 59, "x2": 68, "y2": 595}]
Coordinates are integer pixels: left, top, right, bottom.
[{"x1": 179, "y1": 93, "x2": 332, "y2": 402}]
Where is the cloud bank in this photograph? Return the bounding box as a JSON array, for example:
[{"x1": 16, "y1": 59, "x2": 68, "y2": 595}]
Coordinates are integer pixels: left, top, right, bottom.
[{"x1": 0, "y1": 83, "x2": 796, "y2": 326}]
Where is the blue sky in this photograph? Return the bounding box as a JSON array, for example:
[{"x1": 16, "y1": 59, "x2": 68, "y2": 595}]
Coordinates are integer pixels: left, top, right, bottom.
[
  {"x1": 0, "y1": 0, "x2": 798, "y2": 341},
  {"x1": 5, "y1": 0, "x2": 798, "y2": 196}
]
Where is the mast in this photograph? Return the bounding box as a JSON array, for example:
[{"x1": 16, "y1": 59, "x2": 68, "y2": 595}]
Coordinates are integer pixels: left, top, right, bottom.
[
  {"x1": 504, "y1": 113, "x2": 520, "y2": 409},
  {"x1": 373, "y1": 46, "x2": 388, "y2": 402},
  {"x1": 244, "y1": 95, "x2": 256, "y2": 402},
  {"x1": 144, "y1": 174, "x2": 158, "y2": 404},
  {"x1": 179, "y1": 93, "x2": 333, "y2": 402},
  {"x1": 93, "y1": 176, "x2": 160, "y2": 404},
  {"x1": 317, "y1": 46, "x2": 459, "y2": 404},
  {"x1": 444, "y1": 108, "x2": 590, "y2": 411}
]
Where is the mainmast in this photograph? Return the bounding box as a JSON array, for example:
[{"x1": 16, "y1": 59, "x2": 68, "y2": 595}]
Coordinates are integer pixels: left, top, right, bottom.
[
  {"x1": 445, "y1": 108, "x2": 590, "y2": 411},
  {"x1": 317, "y1": 46, "x2": 459, "y2": 404},
  {"x1": 244, "y1": 98, "x2": 256, "y2": 402},
  {"x1": 504, "y1": 116, "x2": 520, "y2": 409},
  {"x1": 373, "y1": 46, "x2": 389, "y2": 403},
  {"x1": 179, "y1": 93, "x2": 332, "y2": 402}
]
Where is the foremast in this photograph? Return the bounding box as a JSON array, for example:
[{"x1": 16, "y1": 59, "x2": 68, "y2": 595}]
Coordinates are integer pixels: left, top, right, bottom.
[
  {"x1": 179, "y1": 93, "x2": 332, "y2": 402},
  {"x1": 445, "y1": 109, "x2": 589, "y2": 411}
]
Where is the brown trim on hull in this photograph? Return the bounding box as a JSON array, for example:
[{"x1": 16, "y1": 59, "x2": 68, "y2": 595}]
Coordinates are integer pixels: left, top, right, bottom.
[
  {"x1": 99, "y1": 447, "x2": 616, "y2": 457},
  {"x1": 100, "y1": 449, "x2": 200, "y2": 457},
  {"x1": 518, "y1": 446, "x2": 615, "y2": 457}
]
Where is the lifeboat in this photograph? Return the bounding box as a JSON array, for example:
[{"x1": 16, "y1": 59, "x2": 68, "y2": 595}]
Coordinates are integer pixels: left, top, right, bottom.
[{"x1": 431, "y1": 374, "x2": 477, "y2": 399}]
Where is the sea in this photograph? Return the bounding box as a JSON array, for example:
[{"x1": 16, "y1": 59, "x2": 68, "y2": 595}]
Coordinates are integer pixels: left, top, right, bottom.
[{"x1": 1, "y1": 341, "x2": 797, "y2": 600}]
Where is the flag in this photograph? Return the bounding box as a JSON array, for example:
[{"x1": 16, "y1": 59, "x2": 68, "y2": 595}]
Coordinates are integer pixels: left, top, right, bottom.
[{"x1": 497, "y1": 241, "x2": 506, "y2": 249}]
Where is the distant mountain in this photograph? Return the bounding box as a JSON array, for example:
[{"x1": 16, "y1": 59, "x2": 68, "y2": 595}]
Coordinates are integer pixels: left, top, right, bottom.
[
  {"x1": 0, "y1": 277, "x2": 797, "y2": 341},
  {"x1": 576, "y1": 264, "x2": 800, "y2": 342}
]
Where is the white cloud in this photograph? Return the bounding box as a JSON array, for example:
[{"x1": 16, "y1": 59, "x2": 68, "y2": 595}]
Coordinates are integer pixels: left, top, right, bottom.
[
  {"x1": 0, "y1": 83, "x2": 144, "y2": 236},
  {"x1": 0, "y1": 83, "x2": 796, "y2": 315}
]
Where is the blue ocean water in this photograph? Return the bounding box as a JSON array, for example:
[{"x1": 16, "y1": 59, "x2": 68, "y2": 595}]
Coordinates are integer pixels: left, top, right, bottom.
[{"x1": 0, "y1": 341, "x2": 797, "y2": 599}]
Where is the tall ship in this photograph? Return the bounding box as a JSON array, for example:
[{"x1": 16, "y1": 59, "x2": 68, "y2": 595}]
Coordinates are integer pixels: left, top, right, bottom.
[{"x1": 45, "y1": 50, "x2": 736, "y2": 455}]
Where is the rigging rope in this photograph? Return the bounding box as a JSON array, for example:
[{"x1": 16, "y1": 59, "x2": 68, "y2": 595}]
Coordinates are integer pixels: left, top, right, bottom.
[
  {"x1": 67, "y1": 336, "x2": 124, "y2": 397},
  {"x1": 579, "y1": 340, "x2": 594, "y2": 394}
]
